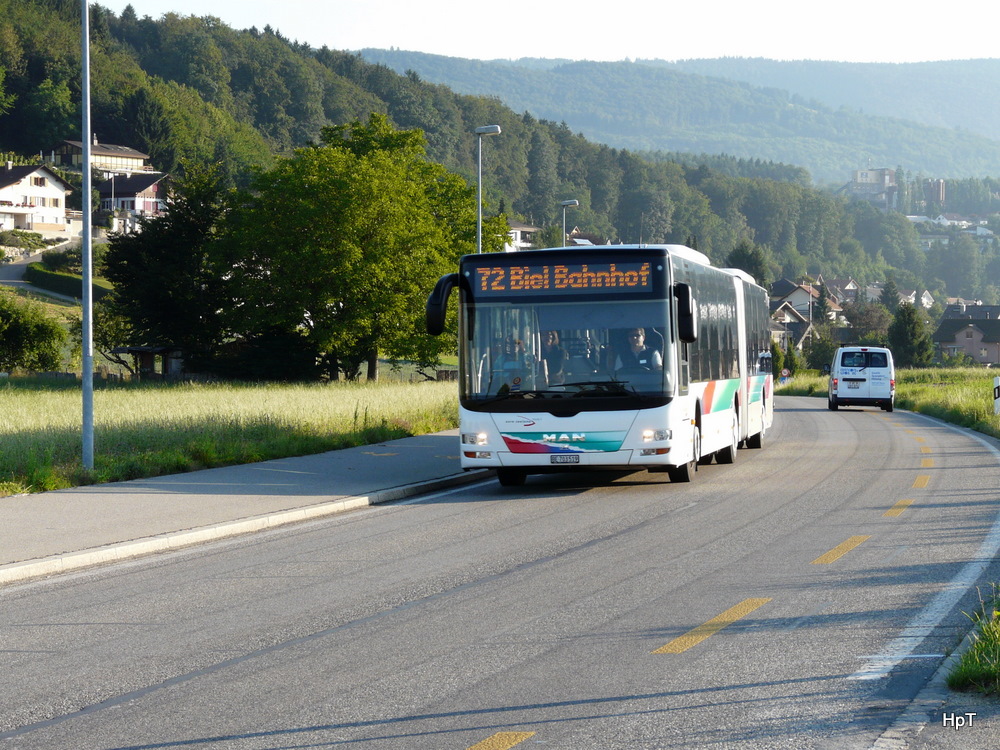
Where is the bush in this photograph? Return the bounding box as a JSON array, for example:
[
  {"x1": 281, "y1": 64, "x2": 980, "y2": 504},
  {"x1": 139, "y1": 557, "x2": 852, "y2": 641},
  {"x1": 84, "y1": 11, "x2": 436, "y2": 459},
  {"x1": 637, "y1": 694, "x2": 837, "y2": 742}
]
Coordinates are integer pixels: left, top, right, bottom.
[
  {"x1": 0, "y1": 229, "x2": 49, "y2": 251},
  {"x1": 0, "y1": 290, "x2": 68, "y2": 371}
]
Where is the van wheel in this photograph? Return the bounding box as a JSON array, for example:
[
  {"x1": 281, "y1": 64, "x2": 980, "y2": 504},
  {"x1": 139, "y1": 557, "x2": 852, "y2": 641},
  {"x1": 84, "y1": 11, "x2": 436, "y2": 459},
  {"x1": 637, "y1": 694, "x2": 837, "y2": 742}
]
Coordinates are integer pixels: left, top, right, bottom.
[
  {"x1": 668, "y1": 427, "x2": 700, "y2": 483},
  {"x1": 883, "y1": 400, "x2": 894, "y2": 413},
  {"x1": 828, "y1": 395, "x2": 838, "y2": 411},
  {"x1": 496, "y1": 469, "x2": 526, "y2": 487},
  {"x1": 716, "y1": 410, "x2": 739, "y2": 464}
]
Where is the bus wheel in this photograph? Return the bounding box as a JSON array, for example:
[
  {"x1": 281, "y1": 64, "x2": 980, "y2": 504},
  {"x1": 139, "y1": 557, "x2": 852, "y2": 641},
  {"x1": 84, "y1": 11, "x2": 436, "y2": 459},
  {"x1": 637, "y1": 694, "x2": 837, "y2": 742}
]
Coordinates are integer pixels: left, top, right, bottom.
[
  {"x1": 496, "y1": 468, "x2": 526, "y2": 487},
  {"x1": 716, "y1": 411, "x2": 739, "y2": 464},
  {"x1": 746, "y1": 420, "x2": 765, "y2": 449},
  {"x1": 668, "y1": 428, "x2": 700, "y2": 483}
]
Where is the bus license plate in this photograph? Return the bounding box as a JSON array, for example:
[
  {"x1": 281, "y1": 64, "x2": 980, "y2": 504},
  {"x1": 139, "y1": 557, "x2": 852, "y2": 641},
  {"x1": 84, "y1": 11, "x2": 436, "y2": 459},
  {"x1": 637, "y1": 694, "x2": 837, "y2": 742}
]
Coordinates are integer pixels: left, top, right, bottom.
[{"x1": 551, "y1": 454, "x2": 580, "y2": 464}]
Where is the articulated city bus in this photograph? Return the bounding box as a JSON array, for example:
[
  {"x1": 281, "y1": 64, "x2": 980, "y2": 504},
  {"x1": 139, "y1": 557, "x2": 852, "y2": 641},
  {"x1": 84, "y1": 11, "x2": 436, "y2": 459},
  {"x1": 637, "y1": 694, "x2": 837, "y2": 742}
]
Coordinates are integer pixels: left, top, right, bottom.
[{"x1": 426, "y1": 244, "x2": 773, "y2": 486}]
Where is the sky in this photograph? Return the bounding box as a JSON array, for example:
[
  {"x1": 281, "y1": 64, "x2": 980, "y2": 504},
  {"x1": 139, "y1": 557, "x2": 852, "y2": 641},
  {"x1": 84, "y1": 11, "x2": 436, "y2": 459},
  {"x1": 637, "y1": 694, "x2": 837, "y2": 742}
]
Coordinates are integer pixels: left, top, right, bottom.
[{"x1": 94, "y1": 0, "x2": 998, "y2": 64}]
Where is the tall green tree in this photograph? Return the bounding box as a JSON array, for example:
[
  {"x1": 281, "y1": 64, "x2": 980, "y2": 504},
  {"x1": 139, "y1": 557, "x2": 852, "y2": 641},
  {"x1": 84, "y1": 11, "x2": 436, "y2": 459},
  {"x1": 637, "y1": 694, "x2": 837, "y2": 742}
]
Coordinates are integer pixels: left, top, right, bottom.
[
  {"x1": 879, "y1": 277, "x2": 900, "y2": 313},
  {"x1": 888, "y1": 303, "x2": 934, "y2": 367},
  {"x1": 842, "y1": 298, "x2": 892, "y2": 344},
  {"x1": 725, "y1": 240, "x2": 773, "y2": 289},
  {"x1": 102, "y1": 163, "x2": 229, "y2": 368},
  {"x1": 217, "y1": 114, "x2": 495, "y2": 380}
]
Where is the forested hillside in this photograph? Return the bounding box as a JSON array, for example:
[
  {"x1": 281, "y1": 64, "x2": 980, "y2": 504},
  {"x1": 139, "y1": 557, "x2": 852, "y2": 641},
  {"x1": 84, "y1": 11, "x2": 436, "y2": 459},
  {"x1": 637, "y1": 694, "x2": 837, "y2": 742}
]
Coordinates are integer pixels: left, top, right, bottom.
[
  {"x1": 359, "y1": 49, "x2": 1000, "y2": 185},
  {"x1": 2, "y1": 0, "x2": 1000, "y2": 307}
]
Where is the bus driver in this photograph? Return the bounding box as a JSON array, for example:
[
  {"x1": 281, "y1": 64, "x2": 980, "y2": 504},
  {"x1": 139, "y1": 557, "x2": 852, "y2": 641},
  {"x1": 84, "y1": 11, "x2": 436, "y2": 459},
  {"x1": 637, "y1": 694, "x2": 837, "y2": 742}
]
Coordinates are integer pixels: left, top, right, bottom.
[{"x1": 614, "y1": 327, "x2": 662, "y2": 370}]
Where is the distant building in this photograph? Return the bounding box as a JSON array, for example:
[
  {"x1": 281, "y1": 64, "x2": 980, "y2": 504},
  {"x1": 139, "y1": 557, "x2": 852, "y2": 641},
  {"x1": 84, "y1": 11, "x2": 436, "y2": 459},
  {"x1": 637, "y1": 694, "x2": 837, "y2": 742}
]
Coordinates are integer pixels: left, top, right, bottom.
[
  {"x1": 932, "y1": 302, "x2": 1000, "y2": 364},
  {"x1": 924, "y1": 178, "x2": 946, "y2": 206},
  {"x1": 846, "y1": 167, "x2": 897, "y2": 211},
  {"x1": 769, "y1": 299, "x2": 812, "y2": 350},
  {"x1": 50, "y1": 137, "x2": 156, "y2": 177},
  {"x1": 0, "y1": 162, "x2": 73, "y2": 233},
  {"x1": 504, "y1": 220, "x2": 540, "y2": 252},
  {"x1": 97, "y1": 173, "x2": 168, "y2": 215}
]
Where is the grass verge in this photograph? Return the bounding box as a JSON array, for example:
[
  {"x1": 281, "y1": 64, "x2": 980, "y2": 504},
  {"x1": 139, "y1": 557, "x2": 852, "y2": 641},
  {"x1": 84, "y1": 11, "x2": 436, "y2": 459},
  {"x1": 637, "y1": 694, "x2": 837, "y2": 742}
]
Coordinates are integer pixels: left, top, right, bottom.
[
  {"x1": 0, "y1": 378, "x2": 458, "y2": 497},
  {"x1": 948, "y1": 587, "x2": 1000, "y2": 695}
]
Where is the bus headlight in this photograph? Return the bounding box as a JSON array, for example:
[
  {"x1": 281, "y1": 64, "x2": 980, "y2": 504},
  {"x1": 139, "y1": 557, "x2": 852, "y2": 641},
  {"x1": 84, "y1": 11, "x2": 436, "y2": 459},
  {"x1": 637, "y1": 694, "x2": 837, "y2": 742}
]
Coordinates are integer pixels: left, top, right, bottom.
[
  {"x1": 642, "y1": 429, "x2": 672, "y2": 442},
  {"x1": 462, "y1": 432, "x2": 488, "y2": 445}
]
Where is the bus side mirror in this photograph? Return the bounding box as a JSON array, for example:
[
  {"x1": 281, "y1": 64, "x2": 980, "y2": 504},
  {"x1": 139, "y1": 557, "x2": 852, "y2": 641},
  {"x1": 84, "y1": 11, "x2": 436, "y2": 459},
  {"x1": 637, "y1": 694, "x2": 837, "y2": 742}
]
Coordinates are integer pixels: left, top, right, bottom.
[
  {"x1": 675, "y1": 282, "x2": 698, "y2": 343},
  {"x1": 426, "y1": 273, "x2": 460, "y2": 336}
]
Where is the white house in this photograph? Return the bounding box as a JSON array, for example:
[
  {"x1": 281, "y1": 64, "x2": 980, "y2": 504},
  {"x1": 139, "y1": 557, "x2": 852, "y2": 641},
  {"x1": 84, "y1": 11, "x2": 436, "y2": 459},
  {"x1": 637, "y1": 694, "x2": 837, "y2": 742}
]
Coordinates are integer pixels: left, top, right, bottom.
[
  {"x1": 504, "y1": 220, "x2": 540, "y2": 252},
  {"x1": 0, "y1": 163, "x2": 73, "y2": 233}
]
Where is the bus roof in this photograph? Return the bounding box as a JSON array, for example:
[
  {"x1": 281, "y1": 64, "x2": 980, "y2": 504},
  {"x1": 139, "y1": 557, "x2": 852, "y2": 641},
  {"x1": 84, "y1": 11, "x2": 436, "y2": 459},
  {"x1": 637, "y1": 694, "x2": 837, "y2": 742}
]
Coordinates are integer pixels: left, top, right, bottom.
[
  {"x1": 495, "y1": 244, "x2": 713, "y2": 266},
  {"x1": 721, "y1": 267, "x2": 758, "y2": 285}
]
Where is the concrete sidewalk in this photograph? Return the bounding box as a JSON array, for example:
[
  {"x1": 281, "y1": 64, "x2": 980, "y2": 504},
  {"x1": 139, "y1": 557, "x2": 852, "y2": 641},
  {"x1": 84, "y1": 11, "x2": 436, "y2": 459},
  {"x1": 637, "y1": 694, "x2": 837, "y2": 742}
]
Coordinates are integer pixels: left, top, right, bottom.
[{"x1": 0, "y1": 430, "x2": 490, "y2": 586}]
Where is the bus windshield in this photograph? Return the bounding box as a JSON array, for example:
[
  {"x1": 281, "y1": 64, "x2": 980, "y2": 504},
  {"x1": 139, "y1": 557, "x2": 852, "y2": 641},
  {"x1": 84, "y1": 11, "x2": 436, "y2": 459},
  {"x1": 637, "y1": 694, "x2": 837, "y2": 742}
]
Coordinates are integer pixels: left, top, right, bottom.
[{"x1": 461, "y1": 297, "x2": 672, "y2": 408}]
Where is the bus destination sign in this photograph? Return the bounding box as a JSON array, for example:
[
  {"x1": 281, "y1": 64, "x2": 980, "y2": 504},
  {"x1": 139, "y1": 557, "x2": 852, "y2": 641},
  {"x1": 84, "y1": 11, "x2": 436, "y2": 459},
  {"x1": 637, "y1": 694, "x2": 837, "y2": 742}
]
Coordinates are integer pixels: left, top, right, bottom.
[{"x1": 470, "y1": 261, "x2": 653, "y2": 297}]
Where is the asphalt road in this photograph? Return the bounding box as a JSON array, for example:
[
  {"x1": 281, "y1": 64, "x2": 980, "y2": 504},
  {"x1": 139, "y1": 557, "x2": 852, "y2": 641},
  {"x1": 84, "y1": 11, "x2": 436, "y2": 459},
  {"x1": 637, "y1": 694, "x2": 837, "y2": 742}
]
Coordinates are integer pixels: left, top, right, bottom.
[{"x1": 2, "y1": 397, "x2": 1000, "y2": 749}]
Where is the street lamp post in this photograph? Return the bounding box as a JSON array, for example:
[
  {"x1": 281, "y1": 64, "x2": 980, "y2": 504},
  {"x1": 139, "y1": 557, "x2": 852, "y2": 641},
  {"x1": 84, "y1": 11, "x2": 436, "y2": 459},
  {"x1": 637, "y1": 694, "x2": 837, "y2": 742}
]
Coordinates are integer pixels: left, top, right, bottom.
[
  {"x1": 475, "y1": 125, "x2": 501, "y2": 253},
  {"x1": 560, "y1": 199, "x2": 579, "y2": 245},
  {"x1": 81, "y1": 0, "x2": 94, "y2": 471}
]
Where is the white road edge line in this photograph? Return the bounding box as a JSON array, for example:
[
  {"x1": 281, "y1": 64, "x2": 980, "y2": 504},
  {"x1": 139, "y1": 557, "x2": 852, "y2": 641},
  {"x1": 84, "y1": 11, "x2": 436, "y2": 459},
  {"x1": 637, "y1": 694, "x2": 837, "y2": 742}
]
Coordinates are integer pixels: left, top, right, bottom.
[
  {"x1": 865, "y1": 413, "x2": 1000, "y2": 749},
  {"x1": 852, "y1": 420, "x2": 1000, "y2": 681}
]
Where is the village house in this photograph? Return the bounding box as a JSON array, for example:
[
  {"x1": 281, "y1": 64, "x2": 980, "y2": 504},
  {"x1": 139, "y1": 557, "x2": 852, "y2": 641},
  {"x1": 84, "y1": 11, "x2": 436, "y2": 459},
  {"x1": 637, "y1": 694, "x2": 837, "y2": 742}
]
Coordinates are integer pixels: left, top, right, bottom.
[
  {"x1": 932, "y1": 302, "x2": 1000, "y2": 365},
  {"x1": 504, "y1": 220, "x2": 540, "y2": 252},
  {"x1": 769, "y1": 299, "x2": 812, "y2": 350},
  {"x1": 0, "y1": 162, "x2": 73, "y2": 235},
  {"x1": 770, "y1": 278, "x2": 842, "y2": 323},
  {"x1": 97, "y1": 173, "x2": 169, "y2": 233},
  {"x1": 50, "y1": 138, "x2": 155, "y2": 177}
]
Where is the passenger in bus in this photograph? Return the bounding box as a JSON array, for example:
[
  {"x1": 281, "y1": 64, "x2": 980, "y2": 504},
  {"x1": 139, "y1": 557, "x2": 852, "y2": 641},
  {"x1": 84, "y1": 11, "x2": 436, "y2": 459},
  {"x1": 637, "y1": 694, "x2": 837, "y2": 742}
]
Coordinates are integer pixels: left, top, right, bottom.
[
  {"x1": 494, "y1": 336, "x2": 528, "y2": 369},
  {"x1": 614, "y1": 327, "x2": 662, "y2": 370},
  {"x1": 540, "y1": 331, "x2": 568, "y2": 384}
]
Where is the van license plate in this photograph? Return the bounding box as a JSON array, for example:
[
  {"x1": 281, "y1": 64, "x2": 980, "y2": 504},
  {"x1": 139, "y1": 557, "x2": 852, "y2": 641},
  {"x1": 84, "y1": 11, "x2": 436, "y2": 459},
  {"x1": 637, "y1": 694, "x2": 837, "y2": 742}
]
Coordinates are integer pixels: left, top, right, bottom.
[
  {"x1": 551, "y1": 454, "x2": 580, "y2": 464},
  {"x1": 848, "y1": 382, "x2": 861, "y2": 389}
]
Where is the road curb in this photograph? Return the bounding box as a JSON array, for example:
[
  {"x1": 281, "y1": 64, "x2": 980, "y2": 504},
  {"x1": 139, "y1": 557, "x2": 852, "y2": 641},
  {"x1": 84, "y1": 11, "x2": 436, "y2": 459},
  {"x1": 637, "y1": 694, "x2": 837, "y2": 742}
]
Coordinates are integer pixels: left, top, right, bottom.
[{"x1": 0, "y1": 469, "x2": 492, "y2": 588}]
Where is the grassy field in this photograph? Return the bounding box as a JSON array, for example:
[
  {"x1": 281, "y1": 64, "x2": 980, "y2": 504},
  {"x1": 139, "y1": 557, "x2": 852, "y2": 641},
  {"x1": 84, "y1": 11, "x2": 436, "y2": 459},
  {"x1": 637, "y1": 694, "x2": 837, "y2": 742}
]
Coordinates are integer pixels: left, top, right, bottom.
[
  {"x1": 0, "y1": 378, "x2": 459, "y2": 497},
  {"x1": 776, "y1": 368, "x2": 1000, "y2": 440}
]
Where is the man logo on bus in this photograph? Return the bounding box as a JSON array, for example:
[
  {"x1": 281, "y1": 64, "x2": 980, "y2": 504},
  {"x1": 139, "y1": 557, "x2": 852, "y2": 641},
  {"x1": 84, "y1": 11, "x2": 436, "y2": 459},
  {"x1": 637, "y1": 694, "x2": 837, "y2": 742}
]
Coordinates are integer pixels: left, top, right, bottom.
[{"x1": 543, "y1": 433, "x2": 587, "y2": 442}]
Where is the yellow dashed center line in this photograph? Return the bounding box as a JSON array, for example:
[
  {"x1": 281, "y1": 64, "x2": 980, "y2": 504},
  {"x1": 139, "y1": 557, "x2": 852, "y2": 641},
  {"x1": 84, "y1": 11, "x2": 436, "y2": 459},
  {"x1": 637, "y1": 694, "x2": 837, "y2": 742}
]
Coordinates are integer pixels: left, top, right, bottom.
[
  {"x1": 913, "y1": 475, "x2": 930, "y2": 489},
  {"x1": 884, "y1": 499, "x2": 914, "y2": 517},
  {"x1": 812, "y1": 535, "x2": 871, "y2": 564},
  {"x1": 653, "y1": 598, "x2": 771, "y2": 654},
  {"x1": 914, "y1": 437, "x2": 925, "y2": 443},
  {"x1": 467, "y1": 732, "x2": 536, "y2": 750},
  {"x1": 920, "y1": 446, "x2": 931, "y2": 454},
  {"x1": 921, "y1": 458, "x2": 934, "y2": 468}
]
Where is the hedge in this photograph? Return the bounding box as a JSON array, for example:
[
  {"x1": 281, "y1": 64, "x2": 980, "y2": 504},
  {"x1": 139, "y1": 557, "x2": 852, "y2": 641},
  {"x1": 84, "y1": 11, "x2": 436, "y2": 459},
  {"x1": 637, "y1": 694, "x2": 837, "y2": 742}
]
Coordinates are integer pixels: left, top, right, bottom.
[{"x1": 24, "y1": 262, "x2": 113, "y2": 301}]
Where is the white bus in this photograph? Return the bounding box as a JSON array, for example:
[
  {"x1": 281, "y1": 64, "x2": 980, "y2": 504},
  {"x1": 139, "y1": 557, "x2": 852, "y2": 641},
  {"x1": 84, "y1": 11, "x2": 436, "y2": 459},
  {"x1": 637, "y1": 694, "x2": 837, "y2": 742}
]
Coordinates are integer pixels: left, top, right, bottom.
[{"x1": 426, "y1": 244, "x2": 773, "y2": 486}]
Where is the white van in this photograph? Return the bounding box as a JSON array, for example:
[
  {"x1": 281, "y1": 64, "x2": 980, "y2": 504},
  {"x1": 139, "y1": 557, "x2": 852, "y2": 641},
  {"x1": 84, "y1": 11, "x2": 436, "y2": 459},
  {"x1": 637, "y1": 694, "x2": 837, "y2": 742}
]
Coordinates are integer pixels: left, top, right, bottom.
[{"x1": 828, "y1": 346, "x2": 895, "y2": 412}]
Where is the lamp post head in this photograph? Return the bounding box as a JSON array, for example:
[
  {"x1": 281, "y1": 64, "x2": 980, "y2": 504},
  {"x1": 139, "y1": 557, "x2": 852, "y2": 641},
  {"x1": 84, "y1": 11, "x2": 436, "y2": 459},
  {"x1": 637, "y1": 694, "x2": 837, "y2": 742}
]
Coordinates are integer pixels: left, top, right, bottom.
[
  {"x1": 560, "y1": 199, "x2": 579, "y2": 208},
  {"x1": 475, "y1": 124, "x2": 502, "y2": 136}
]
